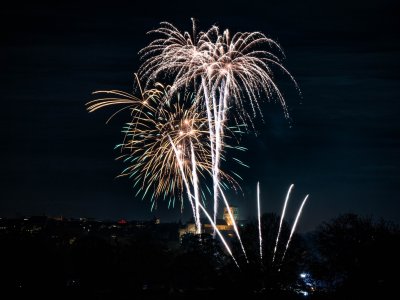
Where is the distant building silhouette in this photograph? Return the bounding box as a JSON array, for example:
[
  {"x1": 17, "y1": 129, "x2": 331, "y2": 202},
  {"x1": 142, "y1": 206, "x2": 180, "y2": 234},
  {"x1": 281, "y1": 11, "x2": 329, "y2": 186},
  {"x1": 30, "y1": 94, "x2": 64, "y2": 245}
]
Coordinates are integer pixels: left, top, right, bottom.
[
  {"x1": 179, "y1": 206, "x2": 245, "y2": 238},
  {"x1": 223, "y1": 206, "x2": 238, "y2": 226}
]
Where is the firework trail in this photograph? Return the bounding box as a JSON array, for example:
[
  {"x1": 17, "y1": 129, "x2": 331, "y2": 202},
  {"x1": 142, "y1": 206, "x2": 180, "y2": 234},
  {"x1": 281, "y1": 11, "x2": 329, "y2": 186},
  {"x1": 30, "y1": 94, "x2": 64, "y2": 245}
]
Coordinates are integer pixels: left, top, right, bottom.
[
  {"x1": 272, "y1": 183, "x2": 294, "y2": 263},
  {"x1": 219, "y1": 186, "x2": 248, "y2": 261},
  {"x1": 169, "y1": 136, "x2": 239, "y2": 267},
  {"x1": 281, "y1": 194, "x2": 309, "y2": 263},
  {"x1": 257, "y1": 181, "x2": 262, "y2": 262},
  {"x1": 139, "y1": 20, "x2": 297, "y2": 235},
  {"x1": 190, "y1": 141, "x2": 201, "y2": 234},
  {"x1": 168, "y1": 135, "x2": 199, "y2": 230},
  {"x1": 199, "y1": 202, "x2": 240, "y2": 268},
  {"x1": 198, "y1": 202, "x2": 239, "y2": 268},
  {"x1": 200, "y1": 76, "x2": 218, "y2": 236}
]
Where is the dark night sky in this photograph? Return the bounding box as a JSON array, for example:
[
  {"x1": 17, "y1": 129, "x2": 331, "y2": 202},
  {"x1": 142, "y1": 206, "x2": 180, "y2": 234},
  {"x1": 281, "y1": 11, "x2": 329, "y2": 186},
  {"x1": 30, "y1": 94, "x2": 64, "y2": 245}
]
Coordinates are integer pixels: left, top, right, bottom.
[{"x1": 1, "y1": 0, "x2": 399, "y2": 231}]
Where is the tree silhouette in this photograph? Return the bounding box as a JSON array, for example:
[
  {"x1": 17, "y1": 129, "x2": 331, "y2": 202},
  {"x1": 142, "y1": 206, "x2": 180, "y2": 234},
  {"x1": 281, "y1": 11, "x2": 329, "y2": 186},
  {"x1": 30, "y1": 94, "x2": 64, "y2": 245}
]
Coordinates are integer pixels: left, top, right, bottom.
[
  {"x1": 171, "y1": 233, "x2": 225, "y2": 291},
  {"x1": 312, "y1": 213, "x2": 400, "y2": 297}
]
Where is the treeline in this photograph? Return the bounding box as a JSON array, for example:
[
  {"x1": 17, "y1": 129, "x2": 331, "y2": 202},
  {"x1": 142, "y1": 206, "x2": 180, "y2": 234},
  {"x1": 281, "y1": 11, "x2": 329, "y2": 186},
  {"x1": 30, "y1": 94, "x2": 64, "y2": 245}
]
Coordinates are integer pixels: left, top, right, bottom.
[{"x1": 0, "y1": 213, "x2": 399, "y2": 299}]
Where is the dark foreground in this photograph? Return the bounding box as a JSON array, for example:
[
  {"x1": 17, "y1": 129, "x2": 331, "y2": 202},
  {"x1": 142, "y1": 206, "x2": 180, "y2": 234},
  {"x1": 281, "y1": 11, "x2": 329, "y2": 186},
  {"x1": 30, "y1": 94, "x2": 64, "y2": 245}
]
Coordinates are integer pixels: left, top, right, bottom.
[{"x1": 1, "y1": 213, "x2": 399, "y2": 299}]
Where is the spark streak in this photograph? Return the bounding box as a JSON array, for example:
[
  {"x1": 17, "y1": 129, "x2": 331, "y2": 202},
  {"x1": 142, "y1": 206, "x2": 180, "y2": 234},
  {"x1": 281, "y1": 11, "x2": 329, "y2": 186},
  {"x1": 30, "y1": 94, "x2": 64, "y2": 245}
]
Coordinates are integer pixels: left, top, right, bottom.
[
  {"x1": 168, "y1": 135, "x2": 197, "y2": 225},
  {"x1": 198, "y1": 203, "x2": 240, "y2": 268},
  {"x1": 219, "y1": 186, "x2": 248, "y2": 262},
  {"x1": 190, "y1": 141, "x2": 201, "y2": 234},
  {"x1": 257, "y1": 181, "x2": 262, "y2": 261},
  {"x1": 169, "y1": 136, "x2": 239, "y2": 267},
  {"x1": 272, "y1": 183, "x2": 294, "y2": 263},
  {"x1": 281, "y1": 194, "x2": 309, "y2": 262}
]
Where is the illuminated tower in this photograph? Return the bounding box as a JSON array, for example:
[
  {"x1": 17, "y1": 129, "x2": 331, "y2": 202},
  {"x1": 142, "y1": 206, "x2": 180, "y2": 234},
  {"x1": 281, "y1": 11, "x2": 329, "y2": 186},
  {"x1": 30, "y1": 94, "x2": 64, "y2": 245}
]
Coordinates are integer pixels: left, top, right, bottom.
[{"x1": 223, "y1": 206, "x2": 239, "y2": 226}]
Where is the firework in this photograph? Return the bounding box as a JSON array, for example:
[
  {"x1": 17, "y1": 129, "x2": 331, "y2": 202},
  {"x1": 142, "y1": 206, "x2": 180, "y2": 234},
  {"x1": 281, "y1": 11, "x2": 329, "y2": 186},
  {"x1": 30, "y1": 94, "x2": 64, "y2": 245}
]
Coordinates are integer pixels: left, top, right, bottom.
[
  {"x1": 272, "y1": 183, "x2": 294, "y2": 263},
  {"x1": 257, "y1": 181, "x2": 262, "y2": 261},
  {"x1": 169, "y1": 135, "x2": 239, "y2": 267},
  {"x1": 139, "y1": 19, "x2": 296, "y2": 231},
  {"x1": 167, "y1": 135, "x2": 199, "y2": 231},
  {"x1": 198, "y1": 201, "x2": 240, "y2": 268},
  {"x1": 255, "y1": 183, "x2": 309, "y2": 266},
  {"x1": 139, "y1": 20, "x2": 295, "y2": 121},
  {"x1": 87, "y1": 20, "x2": 304, "y2": 269},
  {"x1": 87, "y1": 79, "x2": 243, "y2": 235},
  {"x1": 219, "y1": 186, "x2": 248, "y2": 261},
  {"x1": 281, "y1": 194, "x2": 309, "y2": 263},
  {"x1": 87, "y1": 82, "x2": 212, "y2": 212},
  {"x1": 190, "y1": 141, "x2": 201, "y2": 233}
]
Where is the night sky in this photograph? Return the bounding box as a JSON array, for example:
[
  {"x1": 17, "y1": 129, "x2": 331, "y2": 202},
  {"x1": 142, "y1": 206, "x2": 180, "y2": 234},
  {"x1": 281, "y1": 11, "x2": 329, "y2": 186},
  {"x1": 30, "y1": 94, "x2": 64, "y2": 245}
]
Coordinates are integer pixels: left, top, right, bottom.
[{"x1": 1, "y1": 0, "x2": 399, "y2": 231}]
